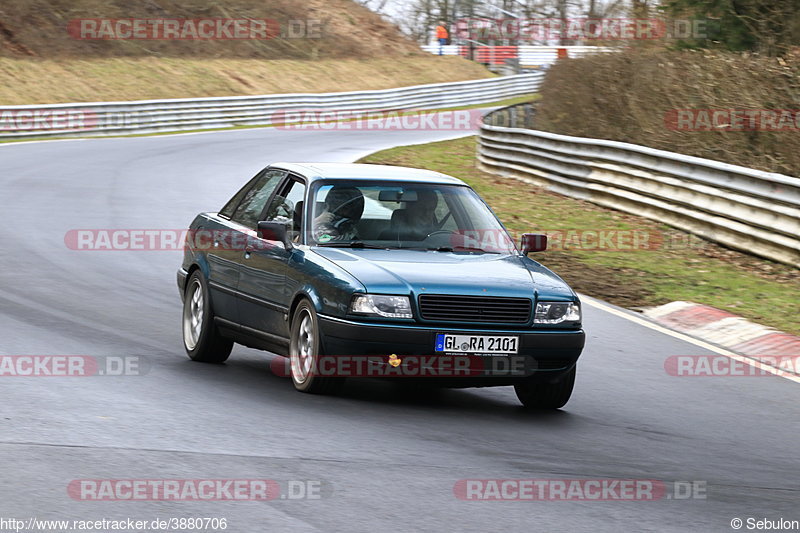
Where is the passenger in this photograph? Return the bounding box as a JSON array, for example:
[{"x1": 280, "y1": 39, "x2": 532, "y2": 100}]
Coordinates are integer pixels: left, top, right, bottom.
[
  {"x1": 406, "y1": 189, "x2": 438, "y2": 229},
  {"x1": 392, "y1": 189, "x2": 439, "y2": 235},
  {"x1": 389, "y1": 189, "x2": 439, "y2": 239}
]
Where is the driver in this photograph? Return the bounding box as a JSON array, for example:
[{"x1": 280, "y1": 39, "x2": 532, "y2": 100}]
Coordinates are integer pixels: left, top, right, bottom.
[{"x1": 313, "y1": 186, "x2": 365, "y2": 242}]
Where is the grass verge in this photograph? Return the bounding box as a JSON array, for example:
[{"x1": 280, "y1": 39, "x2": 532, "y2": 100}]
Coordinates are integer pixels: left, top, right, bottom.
[
  {"x1": 0, "y1": 56, "x2": 494, "y2": 105},
  {"x1": 358, "y1": 136, "x2": 800, "y2": 335}
]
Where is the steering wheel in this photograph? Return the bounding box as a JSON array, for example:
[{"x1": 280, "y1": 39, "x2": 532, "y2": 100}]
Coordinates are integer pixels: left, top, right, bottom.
[
  {"x1": 330, "y1": 196, "x2": 363, "y2": 218},
  {"x1": 424, "y1": 229, "x2": 459, "y2": 240}
]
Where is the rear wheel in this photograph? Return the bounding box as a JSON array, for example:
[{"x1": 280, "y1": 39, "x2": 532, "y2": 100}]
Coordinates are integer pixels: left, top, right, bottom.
[
  {"x1": 289, "y1": 300, "x2": 344, "y2": 394},
  {"x1": 182, "y1": 271, "x2": 233, "y2": 363},
  {"x1": 514, "y1": 366, "x2": 576, "y2": 409}
]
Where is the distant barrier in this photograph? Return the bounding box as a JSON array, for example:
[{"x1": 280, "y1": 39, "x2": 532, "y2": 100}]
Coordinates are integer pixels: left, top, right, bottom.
[
  {"x1": 0, "y1": 73, "x2": 545, "y2": 141},
  {"x1": 479, "y1": 104, "x2": 800, "y2": 268},
  {"x1": 421, "y1": 44, "x2": 617, "y2": 66}
]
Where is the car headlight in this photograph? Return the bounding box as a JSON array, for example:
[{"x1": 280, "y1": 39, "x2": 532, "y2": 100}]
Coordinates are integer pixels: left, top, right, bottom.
[
  {"x1": 349, "y1": 294, "x2": 413, "y2": 319},
  {"x1": 534, "y1": 301, "x2": 581, "y2": 324}
]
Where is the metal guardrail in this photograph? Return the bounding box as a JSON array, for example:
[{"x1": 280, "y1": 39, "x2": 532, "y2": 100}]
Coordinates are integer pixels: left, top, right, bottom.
[
  {"x1": 479, "y1": 104, "x2": 800, "y2": 268},
  {"x1": 0, "y1": 73, "x2": 544, "y2": 141}
]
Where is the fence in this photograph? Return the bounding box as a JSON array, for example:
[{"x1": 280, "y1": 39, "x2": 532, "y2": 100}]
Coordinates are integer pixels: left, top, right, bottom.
[
  {"x1": 0, "y1": 73, "x2": 545, "y2": 141},
  {"x1": 421, "y1": 44, "x2": 617, "y2": 67},
  {"x1": 479, "y1": 104, "x2": 800, "y2": 268}
]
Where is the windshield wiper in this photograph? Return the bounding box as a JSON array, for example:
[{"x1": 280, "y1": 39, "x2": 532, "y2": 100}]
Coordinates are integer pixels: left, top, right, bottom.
[
  {"x1": 316, "y1": 241, "x2": 385, "y2": 249},
  {"x1": 428, "y1": 246, "x2": 501, "y2": 254}
]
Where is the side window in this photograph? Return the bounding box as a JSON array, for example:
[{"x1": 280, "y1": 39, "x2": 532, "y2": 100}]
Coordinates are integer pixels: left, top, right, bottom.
[
  {"x1": 219, "y1": 176, "x2": 257, "y2": 219},
  {"x1": 264, "y1": 178, "x2": 307, "y2": 241},
  {"x1": 230, "y1": 169, "x2": 286, "y2": 228}
]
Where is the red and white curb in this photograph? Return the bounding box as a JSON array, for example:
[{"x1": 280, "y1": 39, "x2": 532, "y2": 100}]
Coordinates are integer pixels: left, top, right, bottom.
[{"x1": 642, "y1": 301, "x2": 800, "y2": 362}]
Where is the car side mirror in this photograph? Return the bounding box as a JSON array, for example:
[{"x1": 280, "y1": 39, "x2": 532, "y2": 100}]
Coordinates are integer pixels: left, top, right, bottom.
[
  {"x1": 520, "y1": 233, "x2": 547, "y2": 254},
  {"x1": 257, "y1": 220, "x2": 292, "y2": 250}
]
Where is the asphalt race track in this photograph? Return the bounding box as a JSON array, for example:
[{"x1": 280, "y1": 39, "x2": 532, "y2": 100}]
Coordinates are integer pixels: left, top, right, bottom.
[{"x1": 1, "y1": 125, "x2": 798, "y2": 532}]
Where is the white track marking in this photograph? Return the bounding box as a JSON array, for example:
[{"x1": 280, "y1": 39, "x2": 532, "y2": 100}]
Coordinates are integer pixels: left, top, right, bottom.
[{"x1": 580, "y1": 294, "x2": 800, "y2": 384}]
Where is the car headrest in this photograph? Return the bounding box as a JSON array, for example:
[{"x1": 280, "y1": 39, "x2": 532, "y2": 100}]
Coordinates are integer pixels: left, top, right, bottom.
[
  {"x1": 390, "y1": 208, "x2": 410, "y2": 228},
  {"x1": 293, "y1": 200, "x2": 304, "y2": 232}
]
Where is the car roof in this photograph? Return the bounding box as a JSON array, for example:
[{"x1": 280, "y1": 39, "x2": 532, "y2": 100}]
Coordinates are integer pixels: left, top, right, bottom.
[{"x1": 271, "y1": 162, "x2": 467, "y2": 186}]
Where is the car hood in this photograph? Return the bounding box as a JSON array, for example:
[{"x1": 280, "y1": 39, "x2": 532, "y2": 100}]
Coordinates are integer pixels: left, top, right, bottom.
[{"x1": 312, "y1": 248, "x2": 576, "y2": 300}]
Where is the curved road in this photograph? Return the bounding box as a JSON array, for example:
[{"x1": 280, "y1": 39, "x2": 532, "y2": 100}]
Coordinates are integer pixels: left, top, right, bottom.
[{"x1": 0, "y1": 126, "x2": 798, "y2": 532}]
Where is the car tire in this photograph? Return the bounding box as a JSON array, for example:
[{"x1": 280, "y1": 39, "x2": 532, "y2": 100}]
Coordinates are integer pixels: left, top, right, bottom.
[
  {"x1": 289, "y1": 300, "x2": 344, "y2": 395},
  {"x1": 182, "y1": 271, "x2": 233, "y2": 363},
  {"x1": 514, "y1": 366, "x2": 575, "y2": 409}
]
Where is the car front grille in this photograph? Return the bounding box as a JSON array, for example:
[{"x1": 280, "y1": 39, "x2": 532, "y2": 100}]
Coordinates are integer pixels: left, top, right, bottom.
[{"x1": 418, "y1": 294, "x2": 532, "y2": 324}]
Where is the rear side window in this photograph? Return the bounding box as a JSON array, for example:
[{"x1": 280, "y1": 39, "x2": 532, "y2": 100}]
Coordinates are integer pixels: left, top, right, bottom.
[
  {"x1": 219, "y1": 177, "x2": 256, "y2": 219},
  {"x1": 230, "y1": 169, "x2": 286, "y2": 228},
  {"x1": 219, "y1": 168, "x2": 285, "y2": 219}
]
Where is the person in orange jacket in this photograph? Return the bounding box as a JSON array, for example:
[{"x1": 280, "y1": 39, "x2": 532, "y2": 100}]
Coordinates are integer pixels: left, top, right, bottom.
[{"x1": 435, "y1": 21, "x2": 448, "y2": 55}]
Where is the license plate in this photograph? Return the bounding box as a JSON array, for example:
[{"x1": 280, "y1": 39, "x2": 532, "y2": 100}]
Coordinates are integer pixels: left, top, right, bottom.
[{"x1": 435, "y1": 334, "x2": 519, "y2": 354}]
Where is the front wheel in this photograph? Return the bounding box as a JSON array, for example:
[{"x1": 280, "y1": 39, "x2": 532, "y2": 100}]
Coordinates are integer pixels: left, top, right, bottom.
[
  {"x1": 514, "y1": 366, "x2": 576, "y2": 409},
  {"x1": 289, "y1": 300, "x2": 344, "y2": 394},
  {"x1": 182, "y1": 271, "x2": 233, "y2": 363}
]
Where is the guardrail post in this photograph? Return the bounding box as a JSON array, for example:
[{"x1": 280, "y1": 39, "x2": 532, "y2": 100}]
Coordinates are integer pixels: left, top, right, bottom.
[{"x1": 523, "y1": 103, "x2": 535, "y2": 129}]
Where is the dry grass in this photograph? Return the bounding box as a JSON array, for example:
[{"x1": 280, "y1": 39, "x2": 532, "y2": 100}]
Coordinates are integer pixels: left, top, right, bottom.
[
  {"x1": 0, "y1": 0, "x2": 420, "y2": 59},
  {"x1": 0, "y1": 56, "x2": 494, "y2": 104},
  {"x1": 535, "y1": 49, "x2": 800, "y2": 177},
  {"x1": 0, "y1": 0, "x2": 496, "y2": 104}
]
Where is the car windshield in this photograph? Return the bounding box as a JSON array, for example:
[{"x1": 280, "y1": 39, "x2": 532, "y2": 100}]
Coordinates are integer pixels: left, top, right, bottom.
[{"x1": 309, "y1": 181, "x2": 516, "y2": 254}]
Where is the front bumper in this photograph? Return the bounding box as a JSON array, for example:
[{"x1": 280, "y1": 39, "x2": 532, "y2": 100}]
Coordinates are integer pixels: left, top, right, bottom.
[{"x1": 318, "y1": 315, "x2": 585, "y2": 386}]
